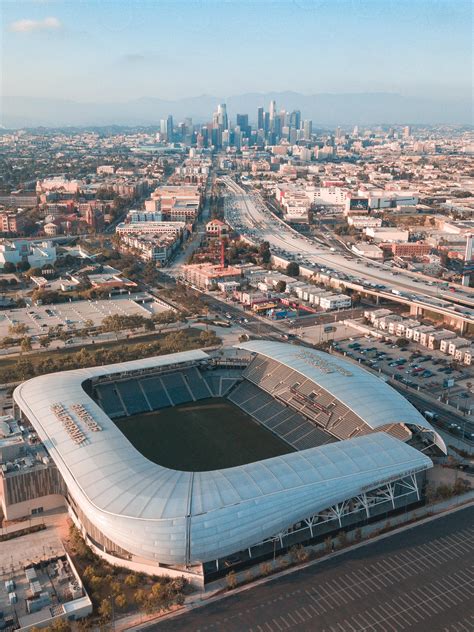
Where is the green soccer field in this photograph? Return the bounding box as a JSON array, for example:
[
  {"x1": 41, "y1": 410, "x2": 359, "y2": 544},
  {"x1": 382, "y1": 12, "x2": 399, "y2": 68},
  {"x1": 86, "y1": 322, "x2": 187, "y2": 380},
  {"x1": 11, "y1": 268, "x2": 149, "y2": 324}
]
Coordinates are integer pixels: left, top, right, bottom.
[{"x1": 114, "y1": 398, "x2": 294, "y2": 471}]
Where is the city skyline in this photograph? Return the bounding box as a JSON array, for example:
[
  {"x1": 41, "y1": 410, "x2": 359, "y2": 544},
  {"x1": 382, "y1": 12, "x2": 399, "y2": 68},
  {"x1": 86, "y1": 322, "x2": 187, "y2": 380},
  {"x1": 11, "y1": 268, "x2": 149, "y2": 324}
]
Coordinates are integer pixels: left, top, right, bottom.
[{"x1": 2, "y1": 0, "x2": 472, "y2": 109}]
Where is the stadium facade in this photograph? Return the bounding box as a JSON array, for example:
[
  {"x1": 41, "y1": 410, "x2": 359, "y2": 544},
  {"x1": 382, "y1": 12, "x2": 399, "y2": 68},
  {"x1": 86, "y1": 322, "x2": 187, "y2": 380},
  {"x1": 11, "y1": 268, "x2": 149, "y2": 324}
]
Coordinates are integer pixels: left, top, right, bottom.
[{"x1": 8, "y1": 342, "x2": 445, "y2": 585}]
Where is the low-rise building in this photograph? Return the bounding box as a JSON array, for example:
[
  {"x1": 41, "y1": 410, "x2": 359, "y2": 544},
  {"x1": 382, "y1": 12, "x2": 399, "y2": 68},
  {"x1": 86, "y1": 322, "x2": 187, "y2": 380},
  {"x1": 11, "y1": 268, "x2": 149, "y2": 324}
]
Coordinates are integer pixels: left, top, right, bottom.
[
  {"x1": 116, "y1": 221, "x2": 185, "y2": 236},
  {"x1": 351, "y1": 243, "x2": 384, "y2": 260},
  {"x1": 119, "y1": 232, "x2": 180, "y2": 265},
  {"x1": 440, "y1": 337, "x2": 471, "y2": 357},
  {"x1": 206, "y1": 219, "x2": 229, "y2": 237},
  {"x1": 389, "y1": 242, "x2": 431, "y2": 257},
  {"x1": 183, "y1": 263, "x2": 242, "y2": 290},
  {"x1": 0, "y1": 211, "x2": 26, "y2": 234},
  {"x1": 0, "y1": 239, "x2": 57, "y2": 270},
  {"x1": 365, "y1": 227, "x2": 410, "y2": 243},
  {"x1": 347, "y1": 215, "x2": 382, "y2": 229},
  {"x1": 319, "y1": 293, "x2": 351, "y2": 310}
]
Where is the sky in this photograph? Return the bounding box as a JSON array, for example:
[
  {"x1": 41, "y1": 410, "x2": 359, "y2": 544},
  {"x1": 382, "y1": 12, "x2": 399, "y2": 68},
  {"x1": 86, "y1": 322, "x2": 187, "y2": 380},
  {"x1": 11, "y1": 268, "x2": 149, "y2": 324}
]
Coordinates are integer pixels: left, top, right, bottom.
[{"x1": 1, "y1": 0, "x2": 472, "y2": 104}]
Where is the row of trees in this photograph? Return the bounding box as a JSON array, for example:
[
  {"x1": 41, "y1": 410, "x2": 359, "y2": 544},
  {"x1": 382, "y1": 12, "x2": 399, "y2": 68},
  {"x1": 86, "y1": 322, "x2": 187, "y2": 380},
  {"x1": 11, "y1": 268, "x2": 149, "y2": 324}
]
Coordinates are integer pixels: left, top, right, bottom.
[
  {"x1": 0, "y1": 329, "x2": 220, "y2": 383},
  {"x1": 68, "y1": 524, "x2": 187, "y2": 626}
]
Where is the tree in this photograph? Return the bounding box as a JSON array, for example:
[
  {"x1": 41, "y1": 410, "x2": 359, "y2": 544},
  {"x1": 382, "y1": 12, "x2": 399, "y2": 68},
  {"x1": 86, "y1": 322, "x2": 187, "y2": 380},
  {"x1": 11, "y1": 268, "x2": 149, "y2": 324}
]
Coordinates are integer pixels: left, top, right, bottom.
[
  {"x1": 275, "y1": 280, "x2": 287, "y2": 293},
  {"x1": 1, "y1": 336, "x2": 15, "y2": 349},
  {"x1": 226, "y1": 570, "x2": 238, "y2": 590},
  {"x1": 16, "y1": 260, "x2": 30, "y2": 272},
  {"x1": 20, "y1": 336, "x2": 32, "y2": 354},
  {"x1": 259, "y1": 241, "x2": 271, "y2": 264},
  {"x1": 39, "y1": 337, "x2": 51, "y2": 349},
  {"x1": 2, "y1": 262, "x2": 16, "y2": 273},
  {"x1": 286, "y1": 262, "x2": 300, "y2": 277},
  {"x1": 115, "y1": 593, "x2": 127, "y2": 609},
  {"x1": 44, "y1": 620, "x2": 72, "y2": 632},
  {"x1": 124, "y1": 573, "x2": 139, "y2": 588},
  {"x1": 395, "y1": 337, "x2": 409, "y2": 347},
  {"x1": 143, "y1": 319, "x2": 155, "y2": 331},
  {"x1": 8, "y1": 322, "x2": 28, "y2": 336},
  {"x1": 98, "y1": 598, "x2": 112, "y2": 621}
]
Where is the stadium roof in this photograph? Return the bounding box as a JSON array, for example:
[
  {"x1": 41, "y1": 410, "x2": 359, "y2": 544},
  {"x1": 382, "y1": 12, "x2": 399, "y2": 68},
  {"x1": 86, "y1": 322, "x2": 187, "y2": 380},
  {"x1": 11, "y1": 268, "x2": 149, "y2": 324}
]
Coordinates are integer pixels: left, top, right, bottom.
[
  {"x1": 236, "y1": 340, "x2": 446, "y2": 452},
  {"x1": 14, "y1": 347, "x2": 433, "y2": 566}
]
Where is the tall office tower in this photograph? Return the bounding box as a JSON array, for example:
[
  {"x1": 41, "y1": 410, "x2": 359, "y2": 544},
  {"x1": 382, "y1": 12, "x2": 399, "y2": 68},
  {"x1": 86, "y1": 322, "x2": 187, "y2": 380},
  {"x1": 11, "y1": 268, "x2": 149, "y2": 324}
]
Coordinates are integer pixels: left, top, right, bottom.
[
  {"x1": 201, "y1": 125, "x2": 210, "y2": 146},
  {"x1": 263, "y1": 112, "x2": 270, "y2": 134},
  {"x1": 166, "y1": 114, "x2": 174, "y2": 141},
  {"x1": 257, "y1": 106, "x2": 264, "y2": 130},
  {"x1": 184, "y1": 117, "x2": 193, "y2": 134},
  {"x1": 233, "y1": 126, "x2": 242, "y2": 150},
  {"x1": 335, "y1": 126, "x2": 342, "y2": 139},
  {"x1": 269, "y1": 99, "x2": 277, "y2": 121},
  {"x1": 353, "y1": 125, "x2": 359, "y2": 136},
  {"x1": 403, "y1": 125, "x2": 411, "y2": 138},
  {"x1": 273, "y1": 115, "x2": 282, "y2": 141},
  {"x1": 177, "y1": 122, "x2": 186, "y2": 140},
  {"x1": 290, "y1": 110, "x2": 301, "y2": 130},
  {"x1": 236, "y1": 113, "x2": 249, "y2": 137},
  {"x1": 217, "y1": 103, "x2": 228, "y2": 130},
  {"x1": 222, "y1": 129, "x2": 230, "y2": 148},
  {"x1": 303, "y1": 119, "x2": 313, "y2": 140},
  {"x1": 289, "y1": 128, "x2": 297, "y2": 144},
  {"x1": 160, "y1": 119, "x2": 167, "y2": 137}
]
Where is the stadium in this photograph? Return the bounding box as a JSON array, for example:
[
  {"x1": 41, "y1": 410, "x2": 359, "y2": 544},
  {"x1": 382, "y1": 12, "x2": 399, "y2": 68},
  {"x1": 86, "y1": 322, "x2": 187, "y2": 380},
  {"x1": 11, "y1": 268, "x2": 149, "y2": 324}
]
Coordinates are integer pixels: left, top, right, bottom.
[{"x1": 12, "y1": 341, "x2": 446, "y2": 586}]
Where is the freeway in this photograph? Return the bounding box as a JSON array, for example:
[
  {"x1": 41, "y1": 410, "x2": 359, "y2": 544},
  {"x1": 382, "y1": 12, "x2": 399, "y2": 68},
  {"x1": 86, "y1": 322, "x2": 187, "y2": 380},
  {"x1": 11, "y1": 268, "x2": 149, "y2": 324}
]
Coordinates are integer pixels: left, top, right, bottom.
[{"x1": 222, "y1": 177, "x2": 474, "y2": 324}]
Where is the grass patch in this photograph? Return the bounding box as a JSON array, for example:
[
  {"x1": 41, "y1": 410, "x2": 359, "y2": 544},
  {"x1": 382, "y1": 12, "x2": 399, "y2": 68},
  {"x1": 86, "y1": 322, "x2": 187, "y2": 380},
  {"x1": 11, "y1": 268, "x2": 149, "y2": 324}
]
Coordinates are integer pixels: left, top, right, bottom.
[{"x1": 115, "y1": 398, "x2": 294, "y2": 471}]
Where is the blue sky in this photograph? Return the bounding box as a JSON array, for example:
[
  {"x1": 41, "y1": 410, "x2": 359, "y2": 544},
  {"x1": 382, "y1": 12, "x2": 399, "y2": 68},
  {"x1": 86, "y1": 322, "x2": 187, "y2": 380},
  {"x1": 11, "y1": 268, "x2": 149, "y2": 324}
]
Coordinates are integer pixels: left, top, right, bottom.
[{"x1": 2, "y1": 0, "x2": 472, "y2": 103}]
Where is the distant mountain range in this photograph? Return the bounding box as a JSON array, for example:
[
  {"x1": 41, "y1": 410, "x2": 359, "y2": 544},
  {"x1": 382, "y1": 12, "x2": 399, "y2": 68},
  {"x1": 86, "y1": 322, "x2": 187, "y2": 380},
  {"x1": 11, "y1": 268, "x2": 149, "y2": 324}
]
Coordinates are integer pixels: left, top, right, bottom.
[{"x1": 1, "y1": 91, "x2": 471, "y2": 129}]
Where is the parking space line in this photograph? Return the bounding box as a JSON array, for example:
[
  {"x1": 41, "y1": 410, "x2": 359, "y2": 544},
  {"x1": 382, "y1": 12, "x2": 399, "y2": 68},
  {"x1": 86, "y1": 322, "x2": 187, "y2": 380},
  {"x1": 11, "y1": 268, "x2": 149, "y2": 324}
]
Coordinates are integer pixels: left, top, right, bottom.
[
  {"x1": 373, "y1": 560, "x2": 409, "y2": 581},
  {"x1": 312, "y1": 583, "x2": 344, "y2": 608},
  {"x1": 300, "y1": 606, "x2": 313, "y2": 620},
  {"x1": 306, "y1": 601, "x2": 321, "y2": 616},
  {"x1": 404, "y1": 590, "x2": 439, "y2": 616},
  {"x1": 337, "y1": 574, "x2": 366, "y2": 598},
  {"x1": 371, "y1": 604, "x2": 403, "y2": 631},
  {"x1": 285, "y1": 612, "x2": 299, "y2": 625},
  {"x1": 293, "y1": 609, "x2": 306, "y2": 623}
]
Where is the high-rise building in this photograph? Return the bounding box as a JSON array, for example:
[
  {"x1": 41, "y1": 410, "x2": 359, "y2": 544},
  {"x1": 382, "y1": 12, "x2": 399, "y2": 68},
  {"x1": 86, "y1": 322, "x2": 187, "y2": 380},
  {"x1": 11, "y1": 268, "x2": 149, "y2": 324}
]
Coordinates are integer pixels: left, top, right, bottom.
[
  {"x1": 264, "y1": 112, "x2": 270, "y2": 134},
  {"x1": 257, "y1": 106, "x2": 264, "y2": 130},
  {"x1": 269, "y1": 100, "x2": 277, "y2": 121},
  {"x1": 403, "y1": 125, "x2": 411, "y2": 138},
  {"x1": 166, "y1": 114, "x2": 174, "y2": 141},
  {"x1": 290, "y1": 110, "x2": 301, "y2": 130},
  {"x1": 236, "y1": 114, "x2": 249, "y2": 137},
  {"x1": 217, "y1": 103, "x2": 228, "y2": 130},
  {"x1": 303, "y1": 119, "x2": 313, "y2": 140}
]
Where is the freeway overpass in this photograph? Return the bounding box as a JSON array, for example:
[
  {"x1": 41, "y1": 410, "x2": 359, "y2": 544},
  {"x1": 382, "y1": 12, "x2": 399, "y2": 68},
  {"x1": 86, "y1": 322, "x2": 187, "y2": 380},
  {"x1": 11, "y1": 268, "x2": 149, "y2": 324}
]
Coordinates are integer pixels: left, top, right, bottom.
[{"x1": 222, "y1": 177, "x2": 473, "y2": 334}]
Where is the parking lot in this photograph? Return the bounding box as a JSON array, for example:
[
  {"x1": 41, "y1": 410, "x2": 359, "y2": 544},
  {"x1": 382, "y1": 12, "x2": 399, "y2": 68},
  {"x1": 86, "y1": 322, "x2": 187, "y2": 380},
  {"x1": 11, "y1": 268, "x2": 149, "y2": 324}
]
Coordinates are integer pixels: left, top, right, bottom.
[
  {"x1": 334, "y1": 335, "x2": 474, "y2": 418},
  {"x1": 0, "y1": 292, "x2": 170, "y2": 338},
  {"x1": 152, "y1": 506, "x2": 474, "y2": 632}
]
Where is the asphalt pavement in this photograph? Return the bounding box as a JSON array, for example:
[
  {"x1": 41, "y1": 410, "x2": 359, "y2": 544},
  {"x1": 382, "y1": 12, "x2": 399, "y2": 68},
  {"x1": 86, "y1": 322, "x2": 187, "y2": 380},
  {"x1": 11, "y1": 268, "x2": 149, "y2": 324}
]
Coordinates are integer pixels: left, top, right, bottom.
[{"x1": 150, "y1": 505, "x2": 474, "y2": 632}]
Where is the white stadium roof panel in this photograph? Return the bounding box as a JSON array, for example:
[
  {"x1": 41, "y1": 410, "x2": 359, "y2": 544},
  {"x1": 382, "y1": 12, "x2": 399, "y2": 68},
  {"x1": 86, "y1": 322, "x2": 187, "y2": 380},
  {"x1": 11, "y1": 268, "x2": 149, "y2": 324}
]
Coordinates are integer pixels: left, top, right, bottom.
[
  {"x1": 236, "y1": 340, "x2": 446, "y2": 451},
  {"x1": 14, "y1": 346, "x2": 434, "y2": 565}
]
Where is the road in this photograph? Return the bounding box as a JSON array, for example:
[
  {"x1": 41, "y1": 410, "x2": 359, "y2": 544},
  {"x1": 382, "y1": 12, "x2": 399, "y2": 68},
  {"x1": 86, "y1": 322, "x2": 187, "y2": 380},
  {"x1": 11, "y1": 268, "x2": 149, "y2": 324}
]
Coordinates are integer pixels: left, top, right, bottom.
[
  {"x1": 150, "y1": 505, "x2": 474, "y2": 632},
  {"x1": 222, "y1": 177, "x2": 474, "y2": 321}
]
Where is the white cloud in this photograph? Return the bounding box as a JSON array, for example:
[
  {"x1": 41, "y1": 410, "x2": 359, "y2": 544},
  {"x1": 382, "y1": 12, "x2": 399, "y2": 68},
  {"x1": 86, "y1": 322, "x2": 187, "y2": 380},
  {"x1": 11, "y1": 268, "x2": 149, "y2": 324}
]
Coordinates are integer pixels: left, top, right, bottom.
[{"x1": 9, "y1": 16, "x2": 62, "y2": 33}]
